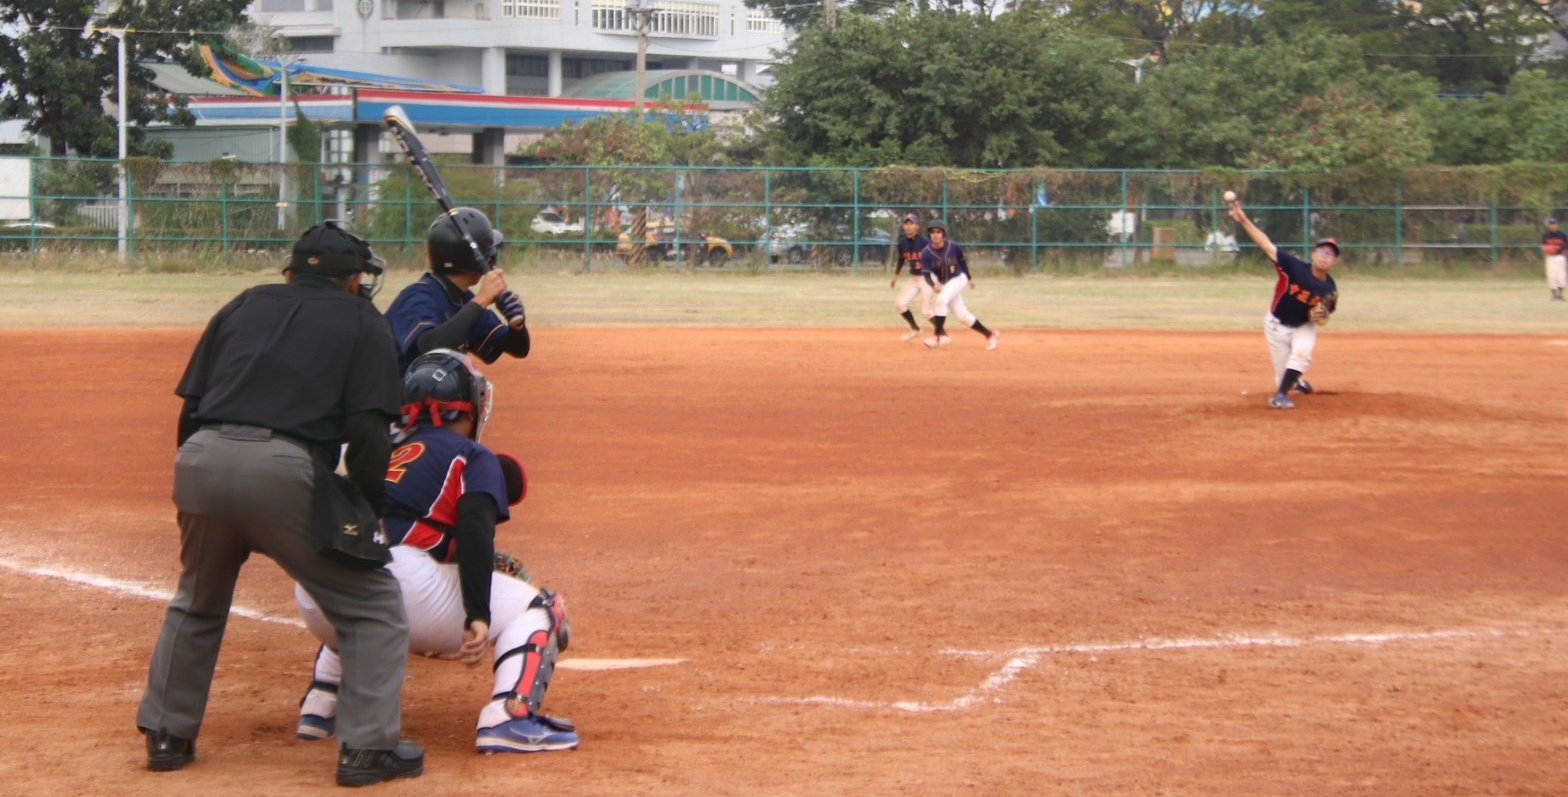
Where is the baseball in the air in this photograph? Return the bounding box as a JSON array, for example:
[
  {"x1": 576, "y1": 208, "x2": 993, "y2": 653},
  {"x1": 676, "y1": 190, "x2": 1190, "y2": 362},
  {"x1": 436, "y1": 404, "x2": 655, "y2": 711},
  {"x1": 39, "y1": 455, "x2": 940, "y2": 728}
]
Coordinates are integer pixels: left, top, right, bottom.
[{"x1": 1223, "y1": 190, "x2": 1238, "y2": 203}]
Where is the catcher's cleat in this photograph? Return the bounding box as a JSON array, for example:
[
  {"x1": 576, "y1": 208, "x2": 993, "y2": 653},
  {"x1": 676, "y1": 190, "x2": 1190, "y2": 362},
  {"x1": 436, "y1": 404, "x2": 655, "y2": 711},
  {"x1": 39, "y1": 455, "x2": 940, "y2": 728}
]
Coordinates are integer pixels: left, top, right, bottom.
[
  {"x1": 143, "y1": 728, "x2": 196, "y2": 772},
  {"x1": 336, "y1": 741, "x2": 425, "y2": 786},
  {"x1": 297, "y1": 713, "x2": 335, "y2": 741},
  {"x1": 476, "y1": 715, "x2": 580, "y2": 754},
  {"x1": 1268, "y1": 393, "x2": 1296, "y2": 410},
  {"x1": 900, "y1": 329, "x2": 922, "y2": 342},
  {"x1": 985, "y1": 331, "x2": 1001, "y2": 351},
  {"x1": 1292, "y1": 379, "x2": 1313, "y2": 394}
]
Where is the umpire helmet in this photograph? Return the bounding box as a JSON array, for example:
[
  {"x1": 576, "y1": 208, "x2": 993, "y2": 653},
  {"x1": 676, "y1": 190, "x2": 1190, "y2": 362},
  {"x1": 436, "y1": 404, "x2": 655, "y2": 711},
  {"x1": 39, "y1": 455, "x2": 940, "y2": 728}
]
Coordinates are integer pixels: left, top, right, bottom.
[
  {"x1": 287, "y1": 220, "x2": 386, "y2": 298},
  {"x1": 400, "y1": 349, "x2": 494, "y2": 441},
  {"x1": 428, "y1": 207, "x2": 503, "y2": 274}
]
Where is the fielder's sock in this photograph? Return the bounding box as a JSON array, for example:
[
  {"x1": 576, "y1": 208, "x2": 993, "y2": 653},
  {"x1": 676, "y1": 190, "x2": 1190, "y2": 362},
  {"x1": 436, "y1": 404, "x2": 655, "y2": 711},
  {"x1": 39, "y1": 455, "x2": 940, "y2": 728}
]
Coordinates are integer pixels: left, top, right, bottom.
[
  {"x1": 900, "y1": 310, "x2": 919, "y2": 330},
  {"x1": 1278, "y1": 368, "x2": 1302, "y2": 395},
  {"x1": 933, "y1": 316, "x2": 947, "y2": 336},
  {"x1": 972, "y1": 320, "x2": 993, "y2": 337}
]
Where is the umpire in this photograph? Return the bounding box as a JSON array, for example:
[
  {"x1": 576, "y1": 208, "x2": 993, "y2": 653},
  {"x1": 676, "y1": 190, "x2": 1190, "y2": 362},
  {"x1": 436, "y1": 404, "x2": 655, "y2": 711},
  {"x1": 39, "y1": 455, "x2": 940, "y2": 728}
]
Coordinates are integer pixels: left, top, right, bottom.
[{"x1": 136, "y1": 221, "x2": 423, "y2": 786}]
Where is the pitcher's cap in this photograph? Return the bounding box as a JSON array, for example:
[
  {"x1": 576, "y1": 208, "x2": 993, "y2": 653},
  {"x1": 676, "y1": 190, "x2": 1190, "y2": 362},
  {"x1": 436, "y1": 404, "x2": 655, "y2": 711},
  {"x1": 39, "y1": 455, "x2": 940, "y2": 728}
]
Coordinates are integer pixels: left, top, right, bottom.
[{"x1": 1314, "y1": 237, "x2": 1339, "y2": 256}]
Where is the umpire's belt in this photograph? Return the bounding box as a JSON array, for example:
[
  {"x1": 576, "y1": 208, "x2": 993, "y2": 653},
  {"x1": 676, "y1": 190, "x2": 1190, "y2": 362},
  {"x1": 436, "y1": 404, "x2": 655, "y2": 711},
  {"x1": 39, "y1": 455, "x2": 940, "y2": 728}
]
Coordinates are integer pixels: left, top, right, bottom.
[{"x1": 200, "y1": 423, "x2": 327, "y2": 462}]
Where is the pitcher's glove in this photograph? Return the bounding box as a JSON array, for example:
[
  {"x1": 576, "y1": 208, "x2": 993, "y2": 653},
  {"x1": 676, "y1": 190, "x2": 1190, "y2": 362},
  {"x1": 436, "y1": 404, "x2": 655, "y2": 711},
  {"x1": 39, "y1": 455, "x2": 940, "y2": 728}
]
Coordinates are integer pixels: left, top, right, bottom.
[
  {"x1": 1310, "y1": 293, "x2": 1337, "y2": 325},
  {"x1": 494, "y1": 551, "x2": 530, "y2": 583}
]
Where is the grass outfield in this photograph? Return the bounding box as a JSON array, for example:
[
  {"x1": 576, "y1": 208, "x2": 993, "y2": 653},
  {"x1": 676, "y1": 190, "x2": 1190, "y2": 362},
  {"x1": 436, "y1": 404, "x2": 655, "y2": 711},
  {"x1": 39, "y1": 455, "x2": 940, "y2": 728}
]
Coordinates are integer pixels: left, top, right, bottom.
[{"x1": 1, "y1": 268, "x2": 1566, "y2": 333}]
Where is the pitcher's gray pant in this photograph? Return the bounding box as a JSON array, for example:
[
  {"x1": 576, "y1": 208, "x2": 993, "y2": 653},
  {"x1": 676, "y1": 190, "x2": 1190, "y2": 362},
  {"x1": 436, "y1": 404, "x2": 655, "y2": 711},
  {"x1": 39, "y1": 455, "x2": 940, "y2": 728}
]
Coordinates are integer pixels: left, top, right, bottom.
[{"x1": 136, "y1": 426, "x2": 408, "y2": 750}]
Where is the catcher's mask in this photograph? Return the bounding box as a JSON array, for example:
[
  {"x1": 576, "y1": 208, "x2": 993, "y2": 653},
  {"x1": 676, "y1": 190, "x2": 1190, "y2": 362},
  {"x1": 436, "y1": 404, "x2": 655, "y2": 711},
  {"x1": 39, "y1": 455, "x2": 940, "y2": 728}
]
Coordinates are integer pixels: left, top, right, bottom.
[
  {"x1": 427, "y1": 207, "x2": 503, "y2": 275},
  {"x1": 285, "y1": 219, "x2": 385, "y2": 300},
  {"x1": 400, "y1": 348, "x2": 493, "y2": 441}
]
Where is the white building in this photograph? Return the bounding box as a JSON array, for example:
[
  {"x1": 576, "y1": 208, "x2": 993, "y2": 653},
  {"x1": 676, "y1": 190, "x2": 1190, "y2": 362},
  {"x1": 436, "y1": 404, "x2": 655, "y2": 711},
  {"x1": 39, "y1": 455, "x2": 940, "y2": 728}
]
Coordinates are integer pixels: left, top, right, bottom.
[{"x1": 250, "y1": 0, "x2": 788, "y2": 99}]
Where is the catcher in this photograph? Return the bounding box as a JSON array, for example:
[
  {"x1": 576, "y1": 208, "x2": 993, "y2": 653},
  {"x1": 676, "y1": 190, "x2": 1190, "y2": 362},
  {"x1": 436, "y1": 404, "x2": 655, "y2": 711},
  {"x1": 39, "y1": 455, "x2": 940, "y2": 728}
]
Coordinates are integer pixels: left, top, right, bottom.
[
  {"x1": 293, "y1": 349, "x2": 578, "y2": 754},
  {"x1": 1227, "y1": 199, "x2": 1339, "y2": 410}
]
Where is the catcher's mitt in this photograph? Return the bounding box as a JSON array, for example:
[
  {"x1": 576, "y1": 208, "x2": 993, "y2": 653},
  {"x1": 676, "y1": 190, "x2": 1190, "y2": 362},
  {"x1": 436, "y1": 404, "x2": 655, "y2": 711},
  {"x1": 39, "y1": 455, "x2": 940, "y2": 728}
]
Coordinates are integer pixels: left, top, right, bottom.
[
  {"x1": 1310, "y1": 293, "x2": 1337, "y2": 325},
  {"x1": 494, "y1": 550, "x2": 530, "y2": 583}
]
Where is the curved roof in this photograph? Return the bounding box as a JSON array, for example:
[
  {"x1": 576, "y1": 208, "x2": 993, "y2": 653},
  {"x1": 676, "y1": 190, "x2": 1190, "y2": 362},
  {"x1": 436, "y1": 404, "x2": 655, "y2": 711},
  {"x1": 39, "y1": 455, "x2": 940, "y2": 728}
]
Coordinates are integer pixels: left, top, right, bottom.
[{"x1": 563, "y1": 69, "x2": 760, "y2": 109}]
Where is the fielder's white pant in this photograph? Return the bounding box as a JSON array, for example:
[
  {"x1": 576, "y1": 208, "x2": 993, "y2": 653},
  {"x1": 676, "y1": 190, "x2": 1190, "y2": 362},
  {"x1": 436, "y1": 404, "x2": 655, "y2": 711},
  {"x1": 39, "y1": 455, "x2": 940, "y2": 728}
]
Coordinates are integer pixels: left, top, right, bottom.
[
  {"x1": 932, "y1": 274, "x2": 977, "y2": 327},
  {"x1": 895, "y1": 276, "x2": 934, "y2": 318},
  {"x1": 1265, "y1": 312, "x2": 1319, "y2": 387},
  {"x1": 1547, "y1": 254, "x2": 1567, "y2": 290},
  {"x1": 296, "y1": 545, "x2": 554, "y2": 726}
]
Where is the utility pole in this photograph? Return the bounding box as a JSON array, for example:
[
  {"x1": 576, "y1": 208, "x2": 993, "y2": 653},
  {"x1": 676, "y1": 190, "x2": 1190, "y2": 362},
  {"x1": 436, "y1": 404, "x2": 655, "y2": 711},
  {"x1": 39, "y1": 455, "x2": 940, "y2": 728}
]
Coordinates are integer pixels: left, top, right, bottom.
[
  {"x1": 627, "y1": 0, "x2": 658, "y2": 119},
  {"x1": 275, "y1": 55, "x2": 306, "y2": 231}
]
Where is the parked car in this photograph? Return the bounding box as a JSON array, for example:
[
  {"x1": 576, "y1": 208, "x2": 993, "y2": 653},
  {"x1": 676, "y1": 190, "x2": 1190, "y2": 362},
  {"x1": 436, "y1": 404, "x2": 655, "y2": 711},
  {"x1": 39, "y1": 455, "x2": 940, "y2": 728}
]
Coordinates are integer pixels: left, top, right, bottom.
[
  {"x1": 530, "y1": 211, "x2": 585, "y2": 236},
  {"x1": 762, "y1": 223, "x2": 809, "y2": 263},
  {"x1": 829, "y1": 226, "x2": 893, "y2": 266},
  {"x1": 1203, "y1": 230, "x2": 1239, "y2": 253},
  {"x1": 616, "y1": 225, "x2": 733, "y2": 266},
  {"x1": 1, "y1": 220, "x2": 56, "y2": 250},
  {"x1": 764, "y1": 225, "x2": 893, "y2": 266}
]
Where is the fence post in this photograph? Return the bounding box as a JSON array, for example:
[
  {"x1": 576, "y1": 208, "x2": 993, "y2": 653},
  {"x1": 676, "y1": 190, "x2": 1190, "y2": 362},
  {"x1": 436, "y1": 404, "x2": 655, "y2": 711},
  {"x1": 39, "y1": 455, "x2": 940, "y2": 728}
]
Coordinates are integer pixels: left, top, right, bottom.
[
  {"x1": 404, "y1": 174, "x2": 414, "y2": 263},
  {"x1": 1117, "y1": 169, "x2": 1130, "y2": 269},
  {"x1": 1488, "y1": 196, "x2": 1498, "y2": 263},
  {"x1": 763, "y1": 168, "x2": 772, "y2": 272},
  {"x1": 1030, "y1": 204, "x2": 1039, "y2": 273},
  {"x1": 1302, "y1": 186, "x2": 1312, "y2": 258},
  {"x1": 1394, "y1": 180, "x2": 1403, "y2": 270},
  {"x1": 127, "y1": 167, "x2": 136, "y2": 269},
  {"x1": 221, "y1": 176, "x2": 231, "y2": 265},
  {"x1": 852, "y1": 169, "x2": 861, "y2": 275},
  {"x1": 583, "y1": 164, "x2": 593, "y2": 273}
]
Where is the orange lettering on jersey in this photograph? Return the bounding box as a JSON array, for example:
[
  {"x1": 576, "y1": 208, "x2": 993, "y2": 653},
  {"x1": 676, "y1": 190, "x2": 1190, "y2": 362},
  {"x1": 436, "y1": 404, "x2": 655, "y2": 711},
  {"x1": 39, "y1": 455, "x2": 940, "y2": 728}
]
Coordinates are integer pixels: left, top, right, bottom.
[{"x1": 386, "y1": 442, "x2": 427, "y2": 484}]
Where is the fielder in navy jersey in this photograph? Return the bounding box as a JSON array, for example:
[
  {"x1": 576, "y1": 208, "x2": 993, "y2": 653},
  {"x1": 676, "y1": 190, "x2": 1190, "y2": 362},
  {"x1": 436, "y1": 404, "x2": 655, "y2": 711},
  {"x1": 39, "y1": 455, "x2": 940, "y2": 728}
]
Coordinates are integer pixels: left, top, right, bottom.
[
  {"x1": 890, "y1": 213, "x2": 934, "y2": 341},
  {"x1": 294, "y1": 349, "x2": 578, "y2": 754},
  {"x1": 1228, "y1": 200, "x2": 1339, "y2": 410},
  {"x1": 385, "y1": 207, "x2": 531, "y2": 372},
  {"x1": 918, "y1": 218, "x2": 1000, "y2": 350},
  {"x1": 1541, "y1": 217, "x2": 1566, "y2": 301}
]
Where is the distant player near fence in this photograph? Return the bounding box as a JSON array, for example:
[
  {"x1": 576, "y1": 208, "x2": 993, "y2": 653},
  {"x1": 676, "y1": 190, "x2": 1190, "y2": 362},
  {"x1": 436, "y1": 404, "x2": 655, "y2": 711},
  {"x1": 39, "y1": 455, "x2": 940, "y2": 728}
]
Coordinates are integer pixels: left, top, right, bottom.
[{"x1": 1541, "y1": 217, "x2": 1566, "y2": 302}]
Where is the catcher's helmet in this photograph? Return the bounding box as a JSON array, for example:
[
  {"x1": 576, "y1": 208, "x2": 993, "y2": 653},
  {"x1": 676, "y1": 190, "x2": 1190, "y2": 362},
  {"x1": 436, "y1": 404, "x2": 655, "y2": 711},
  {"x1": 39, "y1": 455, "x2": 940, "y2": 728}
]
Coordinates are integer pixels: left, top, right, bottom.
[
  {"x1": 427, "y1": 207, "x2": 503, "y2": 274},
  {"x1": 286, "y1": 220, "x2": 385, "y2": 297},
  {"x1": 400, "y1": 348, "x2": 493, "y2": 440}
]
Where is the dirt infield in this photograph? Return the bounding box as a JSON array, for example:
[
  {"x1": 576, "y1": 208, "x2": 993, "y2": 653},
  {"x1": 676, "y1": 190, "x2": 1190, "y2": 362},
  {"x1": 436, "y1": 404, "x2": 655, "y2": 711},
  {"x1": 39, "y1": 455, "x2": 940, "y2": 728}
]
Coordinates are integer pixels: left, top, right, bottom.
[{"x1": 2, "y1": 326, "x2": 1566, "y2": 796}]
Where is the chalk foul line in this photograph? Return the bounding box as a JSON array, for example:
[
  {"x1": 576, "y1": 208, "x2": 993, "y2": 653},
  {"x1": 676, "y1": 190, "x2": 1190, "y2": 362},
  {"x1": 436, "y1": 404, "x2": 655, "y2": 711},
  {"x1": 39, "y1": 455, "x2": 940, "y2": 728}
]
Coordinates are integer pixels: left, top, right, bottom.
[{"x1": 0, "y1": 554, "x2": 682, "y2": 671}]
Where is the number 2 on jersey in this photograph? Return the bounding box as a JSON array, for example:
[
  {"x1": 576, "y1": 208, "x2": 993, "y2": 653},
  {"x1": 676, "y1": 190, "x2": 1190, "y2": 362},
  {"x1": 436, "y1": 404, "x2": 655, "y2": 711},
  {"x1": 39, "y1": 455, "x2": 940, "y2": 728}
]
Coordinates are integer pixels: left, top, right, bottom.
[{"x1": 386, "y1": 442, "x2": 427, "y2": 484}]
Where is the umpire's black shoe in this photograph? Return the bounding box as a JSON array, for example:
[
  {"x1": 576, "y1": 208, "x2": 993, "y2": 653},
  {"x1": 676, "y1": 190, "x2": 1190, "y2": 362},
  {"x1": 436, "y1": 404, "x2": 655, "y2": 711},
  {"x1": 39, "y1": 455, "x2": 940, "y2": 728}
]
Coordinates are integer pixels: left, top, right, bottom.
[
  {"x1": 142, "y1": 728, "x2": 196, "y2": 772},
  {"x1": 336, "y1": 741, "x2": 424, "y2": 787}
]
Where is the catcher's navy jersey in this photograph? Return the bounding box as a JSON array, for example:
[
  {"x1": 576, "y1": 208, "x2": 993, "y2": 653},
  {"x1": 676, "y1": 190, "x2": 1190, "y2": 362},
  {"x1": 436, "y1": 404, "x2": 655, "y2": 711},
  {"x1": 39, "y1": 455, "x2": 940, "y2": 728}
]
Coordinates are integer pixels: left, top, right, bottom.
[
  {"x1": 385, "y1": 274, "x2": 512, "y2": 371},
  {"x1": 920, "y1": 241, "x2": 970, "y2": 283},
  {"x1": 896, "y1": 233, "x2": 931, "y2": 275},
  {"x1": 1270, "y1": 250, "x2": 1337, "y2": 328},
  {"x1": 383, "y1": 425, "x2": 511, "y2": 561}
]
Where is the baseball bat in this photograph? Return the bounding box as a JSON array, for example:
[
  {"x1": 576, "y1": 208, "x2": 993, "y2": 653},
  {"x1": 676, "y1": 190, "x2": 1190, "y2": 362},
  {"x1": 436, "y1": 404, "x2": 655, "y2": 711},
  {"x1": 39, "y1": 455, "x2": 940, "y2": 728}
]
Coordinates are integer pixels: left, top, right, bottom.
[{"x1": 383, "y1": 104, "x2": 526, "y2": 329}]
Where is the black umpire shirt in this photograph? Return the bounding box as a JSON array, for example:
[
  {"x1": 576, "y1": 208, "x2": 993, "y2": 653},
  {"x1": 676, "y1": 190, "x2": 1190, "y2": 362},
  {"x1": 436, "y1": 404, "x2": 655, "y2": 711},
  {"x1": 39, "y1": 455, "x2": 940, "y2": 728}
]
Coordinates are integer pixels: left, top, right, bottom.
[{"x1": 175, "y1": 271, "x2": 402, "y2": 510}]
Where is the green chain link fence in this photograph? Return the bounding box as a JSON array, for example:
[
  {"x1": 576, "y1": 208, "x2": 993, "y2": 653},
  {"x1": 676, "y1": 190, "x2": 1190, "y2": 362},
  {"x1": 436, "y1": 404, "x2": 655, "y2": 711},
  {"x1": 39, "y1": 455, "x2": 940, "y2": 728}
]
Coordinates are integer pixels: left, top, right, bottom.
[{"x1": 2, "y1": 156, "x2": 1563, "y2": 272}]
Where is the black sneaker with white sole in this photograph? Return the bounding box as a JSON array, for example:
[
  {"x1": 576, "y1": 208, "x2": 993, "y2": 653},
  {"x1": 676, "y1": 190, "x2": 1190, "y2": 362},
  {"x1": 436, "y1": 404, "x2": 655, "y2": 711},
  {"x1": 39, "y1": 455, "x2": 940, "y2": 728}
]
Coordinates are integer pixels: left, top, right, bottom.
[{"x1": 336, "y1": 741, "x2": 424, "y2": 787}]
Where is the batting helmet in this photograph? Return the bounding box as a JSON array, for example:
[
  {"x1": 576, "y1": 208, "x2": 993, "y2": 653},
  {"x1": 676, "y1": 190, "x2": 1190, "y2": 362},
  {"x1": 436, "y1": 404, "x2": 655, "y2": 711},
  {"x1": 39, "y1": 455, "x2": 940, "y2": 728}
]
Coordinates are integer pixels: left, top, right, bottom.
[
  {"x1": 428, "y1": 207, "x2": 503, "y2": 274},
  {"x1": 286, "y1": 220, "x2": 385, "y2": 298},
  {"x1": 927, "y1": 218, "x2": 948, "y2": 234},
  {"x1": 400, "y1": 348, "x2": 494, "y2": 441}
]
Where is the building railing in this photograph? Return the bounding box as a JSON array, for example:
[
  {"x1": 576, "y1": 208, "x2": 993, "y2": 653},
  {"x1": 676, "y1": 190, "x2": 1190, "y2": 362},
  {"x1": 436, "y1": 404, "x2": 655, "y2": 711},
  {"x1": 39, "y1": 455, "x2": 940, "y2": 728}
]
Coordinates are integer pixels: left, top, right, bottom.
[{"x1": 1, "y1": 156, "x2": 1563, "y2": 272}]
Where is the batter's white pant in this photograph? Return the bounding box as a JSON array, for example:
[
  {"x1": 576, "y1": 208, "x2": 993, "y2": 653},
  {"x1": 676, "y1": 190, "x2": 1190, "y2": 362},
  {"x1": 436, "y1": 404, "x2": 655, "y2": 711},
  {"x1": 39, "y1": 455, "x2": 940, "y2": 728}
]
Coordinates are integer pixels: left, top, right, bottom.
[
  {"x1": 1265, "y1": 312, "x2": 1319, "y2": 387},
  {"x1": 895, "y1": 277, "x2": 934, "y2": 318},
  {"x1": 1547, "y1": 254, "x2": 1567, "y2": 290},
  {"x1": 932, "y1": 274, "x2": 977, "y2": 327},
  {"x1": 296, "y1": 545, "x2": 555, "y2": 724}
]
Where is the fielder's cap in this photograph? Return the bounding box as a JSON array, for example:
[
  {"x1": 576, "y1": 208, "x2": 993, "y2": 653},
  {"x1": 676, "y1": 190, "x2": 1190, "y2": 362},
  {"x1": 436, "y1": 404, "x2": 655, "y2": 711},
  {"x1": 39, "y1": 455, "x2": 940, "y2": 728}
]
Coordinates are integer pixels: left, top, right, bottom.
[
  {"x1": 901, "y1": 212, "x2": 920, "y2": 224},
  {"x1": 1550, "y1": 217, "x2": 1560, "y2": 225},
  {"x1": 288, "y1": 220, "x2": 384, "y2": 276},
  {"x1": 927, "y1": 218, "x2": 948, "y2": 233},
  {"x1": 1314, "y1": 237, "x2": 1340, "y2": 256}
]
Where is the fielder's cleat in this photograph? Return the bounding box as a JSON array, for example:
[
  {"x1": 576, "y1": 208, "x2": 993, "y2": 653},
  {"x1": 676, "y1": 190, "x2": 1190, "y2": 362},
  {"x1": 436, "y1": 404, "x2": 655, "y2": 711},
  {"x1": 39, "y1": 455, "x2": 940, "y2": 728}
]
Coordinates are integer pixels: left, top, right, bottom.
[
  {"x1": 1292, "y1": 379, "x2": 1313, "y2": 394},
  {"x1": 143, "y1": 728, "x2": 196, "y2": 772},
  {"x1": 336, "y1": 741, "x2": 425, "y2": 787},
  {"x1": 900, "y1": 329, "x2": 921, "y2": 342},
  {"x1": 938, "y1": 335, "x2": 952, "y2": 347},
  {"x1": 297, "y1": 713, "x2": 335, "y2": 741},
  {"x1": 476, "y1": 715, "x2": 580, "y2": 754},
  {"x1": 985, "y1": 331, "x2": 1001, "y2": 351},
  {"x1": 1268, "y1": 393, "x2": 1296, "y2": 410},
  {"x1": 923, "y1": 335, "x2": 941, "y2": 349}
]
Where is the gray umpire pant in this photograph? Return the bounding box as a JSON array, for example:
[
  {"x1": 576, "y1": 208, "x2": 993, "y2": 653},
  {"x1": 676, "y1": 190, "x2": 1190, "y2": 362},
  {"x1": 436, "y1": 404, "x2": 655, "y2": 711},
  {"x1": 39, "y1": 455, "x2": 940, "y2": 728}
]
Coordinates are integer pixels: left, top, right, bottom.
[{"x1": 136, "y1": 425, "x2": 408, "y2": 751}]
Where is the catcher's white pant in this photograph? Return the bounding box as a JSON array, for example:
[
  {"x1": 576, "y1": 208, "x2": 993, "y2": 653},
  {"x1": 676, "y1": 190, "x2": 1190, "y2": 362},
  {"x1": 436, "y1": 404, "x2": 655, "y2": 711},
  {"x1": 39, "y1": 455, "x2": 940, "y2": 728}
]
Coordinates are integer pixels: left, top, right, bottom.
[
  {"x1": 895, "y1": 276, "x2": 934, "y2": 318},
  {"x1": 1546, "y1": 254, "x2": 1567, "y2": 290},
  {"x1": 932, "y1": 274, "x2": 977, "y2": 327},
  {"x1": 295, "y1": 544, "x2": 553, "y2": 717},
  {"x1": 1265, "y1": 312, "x2": 1319, "y2": 386}
]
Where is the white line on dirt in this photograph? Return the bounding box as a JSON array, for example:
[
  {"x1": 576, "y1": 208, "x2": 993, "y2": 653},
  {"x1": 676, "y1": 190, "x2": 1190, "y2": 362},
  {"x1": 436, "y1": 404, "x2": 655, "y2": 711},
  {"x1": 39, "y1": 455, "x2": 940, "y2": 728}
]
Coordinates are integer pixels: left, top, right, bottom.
[
  {"x1": 760, "y1": 627, "x2": 1554, "y2": 713},
  {"x1": 0, "y1": 554, "x2": 682, "y2": 671}
]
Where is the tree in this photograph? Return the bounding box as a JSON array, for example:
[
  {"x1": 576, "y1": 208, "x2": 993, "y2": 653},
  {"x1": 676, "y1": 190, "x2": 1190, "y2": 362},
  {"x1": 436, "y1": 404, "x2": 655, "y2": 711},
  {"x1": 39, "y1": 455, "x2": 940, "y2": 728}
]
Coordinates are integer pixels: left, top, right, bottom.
[
  {"x1": 0, "y1": 0, "x2": 251, "y2": 157},
  {"x1": 1035, "y1": 1, "x2": 1263, "y2": 60},
  {"x1": 1391, "y1": 0, "x2": 1557, "y2": 93},
  {"x1": 757, "y1": 7, "x2": 1138, "y2": 168}
]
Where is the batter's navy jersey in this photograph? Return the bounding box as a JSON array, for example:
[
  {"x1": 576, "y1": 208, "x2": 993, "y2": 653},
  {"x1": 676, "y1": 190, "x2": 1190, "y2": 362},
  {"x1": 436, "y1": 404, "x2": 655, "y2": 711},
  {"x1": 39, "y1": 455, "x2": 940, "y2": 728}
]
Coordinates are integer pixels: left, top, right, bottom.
[
  {"x1": 385, "y1": 274, "x2": 512, "y2": 371},
  {"x1": 920, "y1": 241, "x2": 970, "y2": 283},
  {"x1": 1270, "y1": 250, "x2": 1337, "y2": 328},
  {"x1": 896, "y1": 233, "x2": 931, "y2": 276},
  {"x1": 383, "y1": 426, "x2": 511, "y2": 561}
]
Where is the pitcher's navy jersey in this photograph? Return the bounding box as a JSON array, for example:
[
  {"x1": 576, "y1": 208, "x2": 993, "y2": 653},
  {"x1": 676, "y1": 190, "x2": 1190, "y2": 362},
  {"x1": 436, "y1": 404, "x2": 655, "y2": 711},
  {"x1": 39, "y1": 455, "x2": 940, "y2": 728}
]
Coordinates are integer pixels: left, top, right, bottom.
[
  {"x1": 385, "y1": 274, "x2": 512, "y2": 371},
  {"x1": 383, "y1": 425, "x2": 511, "y2": 561},
  {"x1": 1270, "y1": 250, "x2": 1337, "y2": 328}
]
